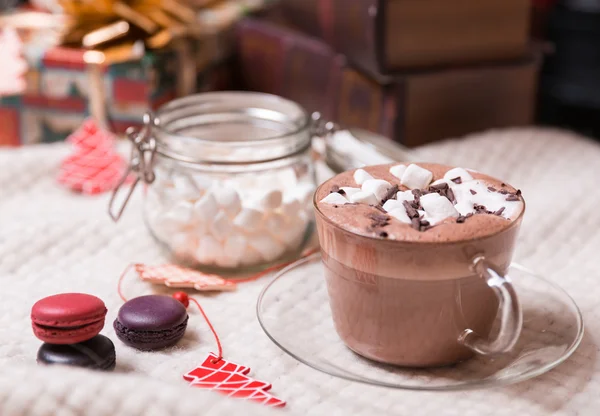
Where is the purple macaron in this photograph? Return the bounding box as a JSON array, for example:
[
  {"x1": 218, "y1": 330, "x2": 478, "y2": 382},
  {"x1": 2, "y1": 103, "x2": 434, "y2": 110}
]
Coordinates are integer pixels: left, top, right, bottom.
[{"x1": 114, "y1": 295, "x2": 188, "y2": 350}]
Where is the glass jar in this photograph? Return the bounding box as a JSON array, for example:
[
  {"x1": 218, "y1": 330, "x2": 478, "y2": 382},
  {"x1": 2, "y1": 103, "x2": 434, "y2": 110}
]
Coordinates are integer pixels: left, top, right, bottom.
[{"x1": 110, "y1": 92, "x2": 317, "y2": 273}]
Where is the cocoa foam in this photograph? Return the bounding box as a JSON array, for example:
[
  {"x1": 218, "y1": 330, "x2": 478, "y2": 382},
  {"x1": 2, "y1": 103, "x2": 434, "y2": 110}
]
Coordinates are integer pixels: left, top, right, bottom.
[{"x1": 315, "y1": 163, "x2": 524, "y2": 243}]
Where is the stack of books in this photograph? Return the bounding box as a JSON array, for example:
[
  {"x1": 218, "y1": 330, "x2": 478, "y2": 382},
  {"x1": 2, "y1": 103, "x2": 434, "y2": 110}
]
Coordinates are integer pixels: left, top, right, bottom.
[
  {"x1": 235, "y1": 0, "x2": 538, "y2": 147},
  {"x1": 538, "y1": 0, "x2": 600, "y2": 138}
]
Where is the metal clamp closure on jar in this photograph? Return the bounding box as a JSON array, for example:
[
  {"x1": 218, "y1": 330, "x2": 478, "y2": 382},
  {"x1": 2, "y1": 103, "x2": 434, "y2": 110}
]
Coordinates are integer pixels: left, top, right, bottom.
[{"x1": 108, "y1": 112, "x2": 158, "y2": 222}]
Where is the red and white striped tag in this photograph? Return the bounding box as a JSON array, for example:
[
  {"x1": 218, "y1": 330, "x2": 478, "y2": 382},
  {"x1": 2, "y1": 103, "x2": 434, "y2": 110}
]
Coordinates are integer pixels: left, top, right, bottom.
[{"x1": 183, "y1": 353, "x2": 286, "y2": 408}]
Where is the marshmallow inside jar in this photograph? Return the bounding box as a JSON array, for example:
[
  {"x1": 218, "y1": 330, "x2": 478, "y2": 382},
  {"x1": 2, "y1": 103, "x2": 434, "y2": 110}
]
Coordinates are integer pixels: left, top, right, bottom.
[{"x1": 139, "y1": 92, "x2": 317, "y2": 273}]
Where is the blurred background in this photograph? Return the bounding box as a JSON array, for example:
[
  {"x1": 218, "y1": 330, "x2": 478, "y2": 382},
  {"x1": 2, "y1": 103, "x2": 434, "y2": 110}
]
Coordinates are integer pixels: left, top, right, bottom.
[{"x1": 0, "y1": 0, "x2": 598, "y2": 147}]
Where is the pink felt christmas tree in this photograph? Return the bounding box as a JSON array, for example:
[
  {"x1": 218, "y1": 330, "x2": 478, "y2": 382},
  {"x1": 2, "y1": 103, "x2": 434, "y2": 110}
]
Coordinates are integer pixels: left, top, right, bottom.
[{"x1": 57, "y1": 119, "x2": 127, "y2": 195}]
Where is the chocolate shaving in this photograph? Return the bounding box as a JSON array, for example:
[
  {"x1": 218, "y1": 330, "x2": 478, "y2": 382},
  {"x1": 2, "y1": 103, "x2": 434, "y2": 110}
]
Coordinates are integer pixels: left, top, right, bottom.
[
  {"x1": 503, "y1": 189, "x2": 521, "y2": 201},
  {"x1": 428, "y1": 182, "x2": 455, "y2": 204},
  {"x1": 409, "y1": 216, "x2": 432, "y2": 231},
  {"x1": 429, "y1": 183, "x2": 449, "y2": 192},
  {"x1": 372, "y1": 204, "x2": 387, "y2": 213},
  {"x1": 330, "y1": 185, "x2": 340, "y2": 193},
  {"x1": 501, "y1": 183, "x2": 507, "y2": 187},
  {"x1": 411, "y1": 189, "x2": 423, "y2": 203},
  {"x1": 472, "y1": 202, "x2": 507, "y2": 216},
  {"x1": 367, "y1": 213, "x2": 390, "y2": 229},
  {"x1": 469, "y1": 189, "x2": 477, "y2": 195},
  {"x1": 380, "y1": 184, "x2": 399, "y2": 204},
  {"x1": 446, "y1": 188, "x2": 456, "y2": 204},
  {"x1": 451, "y1": 177, "x2": 462, "y2": 184},
  {"x1": 337, "y1": 189, "x2": 346, "y2": 195},
  {"x1": 473, "y1": 204, "x2": 488, "y2": 213},
  {"x1": 379, "y1": 231, "x2": 389, "y2": 238},
  {"x1": 411, "y1": 217, "x2": 421, "y2": 230},
  {"x1": 458, "y1": 212, "x2": 475, "y2": 223},
  {"x1": 403, "y1": 200, "x2": 419, "y2": 219},
  {"x1": 499, "y1": 189, "x2": 508, "y2": 195},
  {"x1": 487, "y1": 186, "x2": 497, "y2": 192},
  {"x1": 368, "y1": 213, "x2": 389, "y2": 223}
]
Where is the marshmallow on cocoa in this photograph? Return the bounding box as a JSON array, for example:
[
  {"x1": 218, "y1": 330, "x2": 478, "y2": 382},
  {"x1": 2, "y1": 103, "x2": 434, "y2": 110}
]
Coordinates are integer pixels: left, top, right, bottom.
[
  {"x1": 388, "y1": 208, "x2": 411, "y2": 224},
  {"x1": 389, "y1": 164, "x2": 407, "y2": 180},
  {"x1": 353, "y1": 168, "x2": 374, "y2": 185},
  {"x1": 340, "y1": 187, "x2": 361, "y2": 199},
  {"x1": 320, "y1": 192, "x2": 350, "y2": 205},
  {"x1": 349, "y1": 191, "x2": 379, "y2": 205},
  {"x1": 361, "y1": 179, "x2": 392, "y2": 202},
  {"x1": 401, "y1": 164, "x2": 433, "y2": 190},
  {"x1": 444, "y1": 167, "x2": 473, "y2": 184},
  {"x1": 419, "y1": 193, "x2": 459, "y2": 224}
]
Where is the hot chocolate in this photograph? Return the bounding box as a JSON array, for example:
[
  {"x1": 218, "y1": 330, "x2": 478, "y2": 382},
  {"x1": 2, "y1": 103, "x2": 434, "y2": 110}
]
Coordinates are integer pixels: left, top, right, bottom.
[{"x1": 314, "y1": 163, "x2": 525, "y2": 367}]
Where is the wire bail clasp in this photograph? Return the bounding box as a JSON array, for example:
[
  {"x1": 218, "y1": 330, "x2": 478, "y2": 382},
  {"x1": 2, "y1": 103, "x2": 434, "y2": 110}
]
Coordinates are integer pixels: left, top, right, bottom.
[
  {"x1": 310, "y1": 111, "x2": 338, "y2": 138},
  {"x1": 108, "y1": 112, "x2": 158, "y2": 222}
]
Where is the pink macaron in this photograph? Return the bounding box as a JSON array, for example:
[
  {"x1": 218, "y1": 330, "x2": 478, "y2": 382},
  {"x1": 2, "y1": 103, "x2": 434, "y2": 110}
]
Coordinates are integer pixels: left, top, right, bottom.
[{"x1": 31, "y1": 293, "x2": 107, "y2": 344}]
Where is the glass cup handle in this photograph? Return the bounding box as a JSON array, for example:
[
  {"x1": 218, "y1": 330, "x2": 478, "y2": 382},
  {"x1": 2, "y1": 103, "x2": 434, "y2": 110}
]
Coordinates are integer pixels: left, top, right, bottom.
[{"x1": 459, "y1": 255, "x2": 523, "y2": 355}]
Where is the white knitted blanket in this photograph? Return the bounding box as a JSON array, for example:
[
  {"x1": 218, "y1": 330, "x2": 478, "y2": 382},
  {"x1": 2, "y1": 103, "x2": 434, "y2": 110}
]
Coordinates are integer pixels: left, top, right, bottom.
[{"x1": 1, "y1": 128, "x2": 599, "y2": 415}]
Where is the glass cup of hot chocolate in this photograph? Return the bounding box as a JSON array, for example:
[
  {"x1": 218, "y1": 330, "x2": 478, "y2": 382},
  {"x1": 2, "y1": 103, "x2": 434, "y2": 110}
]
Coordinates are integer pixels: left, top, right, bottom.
[{"x1": 314, "y1": 163, "x2": 525, "y2": 367}]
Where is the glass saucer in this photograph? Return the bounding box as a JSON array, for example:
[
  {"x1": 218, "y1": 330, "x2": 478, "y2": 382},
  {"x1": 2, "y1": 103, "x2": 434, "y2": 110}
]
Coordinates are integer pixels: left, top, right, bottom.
[{"x1": 257, "y1": 253, "x2": 584, "y2": 391}]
